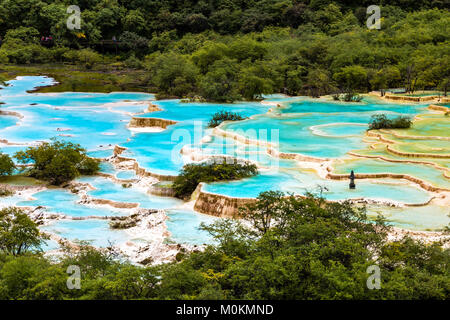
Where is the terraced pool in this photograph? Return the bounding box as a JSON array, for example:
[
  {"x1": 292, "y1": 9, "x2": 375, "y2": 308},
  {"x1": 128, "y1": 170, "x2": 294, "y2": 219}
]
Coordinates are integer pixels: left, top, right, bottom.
[{"x1": 1, "y1": 76, "x2": 449, "y2": 253}]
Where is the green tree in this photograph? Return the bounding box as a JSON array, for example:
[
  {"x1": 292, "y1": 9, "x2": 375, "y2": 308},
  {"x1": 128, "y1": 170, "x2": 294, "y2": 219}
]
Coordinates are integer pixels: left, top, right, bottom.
[
  {"x1": 173, "y1": 161, "x2": 258, "y2": 199},
  {"x1": 0, "y1": 207, "x2": 44, "y2": 256},
  {"x1": 14, "y1": 139, "x2": 99, "y2": 185},
  {"x1": 0, "y1": 152, "x2": 15, "y2": 176},
  {"x1": 305, "y1": 69, "x2": 335, "y2": 97},
  {"x1": 334, "y1": 65, "x2": 368, "y2": 93},
  {"x1": 146, "y1": 52, "x2": 198, "y2": 98}
]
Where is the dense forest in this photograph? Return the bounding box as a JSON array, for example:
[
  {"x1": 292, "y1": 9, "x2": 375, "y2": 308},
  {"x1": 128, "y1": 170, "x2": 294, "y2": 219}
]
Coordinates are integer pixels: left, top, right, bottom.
[
  {"x1": 0, "y1": 194, "x2": 449, "y2": 299},
  {"x1": 0, "y1": 1, "x2": 449, "y2": 100}
]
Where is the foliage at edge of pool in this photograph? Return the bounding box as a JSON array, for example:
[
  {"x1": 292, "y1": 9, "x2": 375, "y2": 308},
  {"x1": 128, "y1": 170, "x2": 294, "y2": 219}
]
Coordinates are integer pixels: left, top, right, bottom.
[
  {"x1": 173, "y1": 161, "x2": 258, "y2": 199},
  {"x1": 13, "y1": 138, "x2": 100, "y2": 186}
]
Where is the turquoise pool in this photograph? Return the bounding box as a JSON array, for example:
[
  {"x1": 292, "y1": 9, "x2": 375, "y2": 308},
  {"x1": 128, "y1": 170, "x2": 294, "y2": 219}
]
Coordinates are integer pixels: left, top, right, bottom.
[{"x1": 1, "y1": 75, "x2": 449, "y2": 253}]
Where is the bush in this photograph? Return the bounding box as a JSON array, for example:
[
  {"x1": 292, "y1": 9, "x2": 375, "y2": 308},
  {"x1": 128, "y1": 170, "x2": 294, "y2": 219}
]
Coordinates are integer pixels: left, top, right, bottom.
[
  {"x1": 207, "y1": 110, "x2": 246, "y2": 128},
  {"x1": 368, "y1": 114, "x2": 412, "y2": 130},
  {"x1": 0, "y1": 188, "x2": 13, "y2": 197},
  {"x1": 173, "y1": 161, "x2": 258, "y2": 199},
  {"x1": 14, "y1": 139, "x2": 100, "y2": 185},
  {"x1": 63, "y1": 49, "x2": 102, "y2": 69},
  {"x1": 0, "y1": 152, "x2": 15, "y2": 176}
]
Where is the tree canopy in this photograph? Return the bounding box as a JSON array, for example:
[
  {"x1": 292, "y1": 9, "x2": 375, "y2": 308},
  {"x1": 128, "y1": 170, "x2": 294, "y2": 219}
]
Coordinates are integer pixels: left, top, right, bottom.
[
  {"x1": 0, "y1": 193, "x2": 448, "y2": 299},
  {"x1": 0, "y1": 3, "x2": 448, "y2": 100},
  {"x1": 14, "y1": 139, "x2": 100, "y2": 185}
]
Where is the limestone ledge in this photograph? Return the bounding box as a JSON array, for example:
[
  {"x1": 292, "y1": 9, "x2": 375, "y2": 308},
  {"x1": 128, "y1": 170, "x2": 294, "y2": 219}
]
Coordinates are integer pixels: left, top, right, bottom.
[
  {"x1": 326, "y1": 171, "x2": 448, "y2": 193},
  {"x1": 378, "y1": 128, "x2": 450, "y2": 141},
  {"x1": 128, "y1": 116, "x2": 177, "y2": 129},
  {"x1": 213, "y1": 125, "x2": 326, "y2": 163},
  {"x1": 267, "y1": 147, "x2": 325, "y2": 163},
  {"x1": 213, "y1": 126, "x2": 276, "y2": 148},
  {"x1": 0, "y1": 109, "x2": 24, "y2": 119},
  {"x1": 112, "y1": 144, "x2": 178, "y2": 181},
  {"x1": 147, "y1": 103, "x2": 162, "y2": 113},
  {"x1": 40, "y1": 207, "x2": 192, "y2": 265},
  {"x1": 366, "y1": 131, "x2": 395, "y2": 144},
  {"x1": 78, "y1": 195, "x2": 139, "y2": 209},
  {"x1": 347, "y1": 151, "x2": 450, "y2": 175},
  {"x1": 386, "y1": 144, "x2": 450, "y2": 159},
  {"x1": 97, "y1": 172, "x2": 136, "y2": 184},
  {"x1": 428, "y1": 104, "x2": 449, "y2": 113},
  {"x1": 193, "y1": 183, "x2": 256, "y2": 218},
  {"x1": 388, "y1": 227, "x2": 450, "y2": 247},
  {"x1": 384, "y1": 94, "x2": 440, "y2": 102},
  {"x1": 148, "y1": 184, "x2": 176, "y2": 197},
  {"x1": 192, "y1": 182, "x2": 438, "y2": 218}
]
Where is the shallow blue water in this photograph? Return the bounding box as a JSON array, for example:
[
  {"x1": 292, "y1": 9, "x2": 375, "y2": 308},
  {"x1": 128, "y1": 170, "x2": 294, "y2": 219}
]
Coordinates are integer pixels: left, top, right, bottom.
[
  {"x1": 79, "y1": 176, "x2": 183, "y2": 209},
  {"x1": 41, "y1": 219, "x2": 129, "y2": 248},
  {"x1": 203, "y1": 171, "x2": 432, "y2": 204},
  {"x1": 17, "y1": 188, "x2": 125, "y2": 217},
  {"x1": 166, "y1": 209, "x2": 218, "y2": 245},
  {"x1": 1, "y1": 76, "x2": 447, "y2": 249},
  {"x1": 0, "y1": 114, "x2": 17, "y2": 129},
  {"x1": 116, "y1": 170, "x2": 138, "y2": 180},
  {"x1": 284, "y1": 100, "x2": 426, "y2": 115},
  {"x1": 123, "y1": 99, "x2": 270, "y2": 175}
]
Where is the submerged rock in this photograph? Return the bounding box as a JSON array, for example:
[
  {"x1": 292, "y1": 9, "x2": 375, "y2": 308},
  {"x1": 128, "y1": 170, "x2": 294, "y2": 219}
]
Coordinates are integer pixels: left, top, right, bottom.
[{"x1": 109, "y1": 209, "x2": 158, "y2": 229}]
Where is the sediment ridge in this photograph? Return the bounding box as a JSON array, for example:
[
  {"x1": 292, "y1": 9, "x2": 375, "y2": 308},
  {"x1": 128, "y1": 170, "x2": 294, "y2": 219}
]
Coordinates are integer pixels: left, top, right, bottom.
[
  {"x1": 386, "y1": 144, "x2": 450, "y2": 159},
  {"x1": 347, "y1": 152, "x2": 450, "y2": 174},
  {"x1": 193, "y1": 183, "x2": 256, "y2": 217},
  {"x1": 112, "y1": 144, "x2": 178, "y2": 181},
  {"x1": 384, "y1": 94, "x2": 446, "y2": 102},
  {"x1": 428, "y1": 104, "x2": 450, "y2": 113},
  {"x1": 128, "y1": 117, "x2": 177, "y2": 129},
  {"x1": 326, "y1": 171, "x2": 449, "y2": 193},
  {"x1": 79, "y1": 195, "x2": 140, "y2": 209}
]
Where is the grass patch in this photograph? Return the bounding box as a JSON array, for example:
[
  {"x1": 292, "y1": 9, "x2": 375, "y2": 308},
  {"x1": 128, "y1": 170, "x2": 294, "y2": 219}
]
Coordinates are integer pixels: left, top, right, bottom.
[{"x1": 0, "y1": 175, "x2": 46, "y2": 186}]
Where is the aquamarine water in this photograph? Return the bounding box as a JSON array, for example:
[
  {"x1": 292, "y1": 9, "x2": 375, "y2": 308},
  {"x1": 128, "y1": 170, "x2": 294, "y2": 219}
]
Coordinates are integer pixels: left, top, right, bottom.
[
  {"x1": 17, "y1": 188, "x2": 125, "y2": 217},
  {"x1": 283, "y1": 99, "x2": 426, "y2": 115},
  {"x1": 78, "y1": 176, "x2": 183, "y2": 209},
  {"x1": 41, "y1": 219, "x2": 129, "y2": 248},
  {"x1": 116, "y1": 170, "x2": 138, "y2": 180},
  {"x1": 166, "y1": 209, "x2": 218, "y2": 245},
  {"x1": 333, "y1": 158, "x2": 450, "y2": 189},
  {"x1": 203, "y1": 171, "x2": 432, "y2": 204},
  {"x1": 367, "y1": 205, "x2": 450, "y2": 231},
  {"x1": 124, "y1": 99, "x2": 270, "y2": 175},
  {"x1": 1, "y1": 76, "x2": 449, "y2": 254}
]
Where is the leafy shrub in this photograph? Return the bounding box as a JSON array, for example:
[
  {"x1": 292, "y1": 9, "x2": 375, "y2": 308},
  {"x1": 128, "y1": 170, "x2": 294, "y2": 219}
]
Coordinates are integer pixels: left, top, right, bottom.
[
  {"x1": 14, "y1": 139, "x2": 100, "y2": 185},
  {"x1": 173, "y1": 161, "x2": 258, "y2": 199},
  {"x1": 368, "y1": 114, "x2": 412, "y2": 130},
  {"x1": 207, "y1": 110, "x2": 246, "y2": 128},
  {"x1": 0, "y1": 188, "x2": 13, "y2": 197},
  {"x1": 63, "y1": 49, "x2": 102, "y2": 69},
  {"x1": 0, "y1": 207, "x2": 45, "y2": 255}
]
